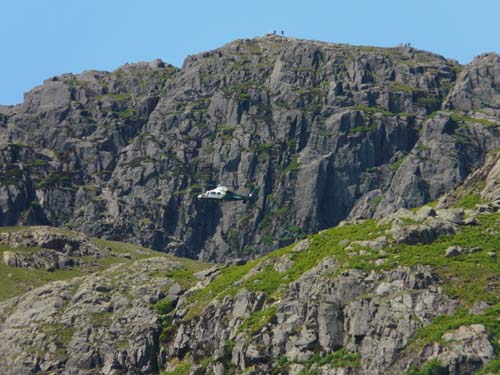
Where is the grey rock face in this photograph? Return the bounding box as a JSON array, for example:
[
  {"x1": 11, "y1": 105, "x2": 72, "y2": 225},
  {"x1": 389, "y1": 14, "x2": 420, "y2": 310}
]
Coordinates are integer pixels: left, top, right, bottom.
[
  {"x1": 1, "y1": 37, "x2": 500, "y2": 261},
  {"x1": 0, "y1": 206, "x2": 496, "y2": 375},
  {"x1": 445, "y1": 245, "x2": 465, "y2": 257},
  {"x1": 166, "y1": 260, "x2": 462, "y2": 375},
  {"x1": 157, "y1": 201, "x2": 497, "y2": 374},
  {"x1": 390, "y1": 217, "x2": 457, "y2": 245},
  {"x1": 0, "y1": 256, "x2": 188, "y2": 375},
  {"x1": 435, "y1": 146, "x2": 500, "y2": 215},
  {"x1": 393, "y1": 324, "x2": 494, "y2": 375},
  {"x1": 373, "y1": 111, "x2": 500, "y2": 218},
  {"x1": 479, "y1": 151, "x2": 500, "y2": 203},
  {"x1": 444, "y1": 53, "x2": 500, "y2": 114},
  {"x1": 2, "y1": 248, "x2": 74, "y2": 270},
  {"x1": 0, "y1": 226, "x2": 102, "y2": 255}
]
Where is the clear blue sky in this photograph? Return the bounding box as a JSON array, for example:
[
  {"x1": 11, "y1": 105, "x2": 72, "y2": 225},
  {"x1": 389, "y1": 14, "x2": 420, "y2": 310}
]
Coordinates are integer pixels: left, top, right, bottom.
[{"x1": 1, "y1": 0, "x2": 499, "y2": 105}]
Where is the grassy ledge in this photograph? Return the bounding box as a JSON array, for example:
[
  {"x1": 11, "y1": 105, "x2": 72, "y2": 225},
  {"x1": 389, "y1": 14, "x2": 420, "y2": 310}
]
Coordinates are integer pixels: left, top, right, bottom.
[{"x1": 0, "y1": 226, "x2": 209, "y2": 302}]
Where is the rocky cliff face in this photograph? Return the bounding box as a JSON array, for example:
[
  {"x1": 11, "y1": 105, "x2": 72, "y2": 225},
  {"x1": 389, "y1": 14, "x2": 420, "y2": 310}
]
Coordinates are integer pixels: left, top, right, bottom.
[
  {"x1": 2, "y1": 36, "x2": 500, "y2": 375},
  {"x1": 1, "y1": 36, "x2": 500, "y2": 262}
]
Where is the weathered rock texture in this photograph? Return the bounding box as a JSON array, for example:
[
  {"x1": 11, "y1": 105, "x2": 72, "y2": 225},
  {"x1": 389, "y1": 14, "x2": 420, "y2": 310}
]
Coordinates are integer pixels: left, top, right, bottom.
[
  {"x1": 0, "y1": 226, "x2": 107, "y2": 270},
  {"x1": 1, "y1": 202, "x2": 499, "y2": 374},
  {"x1": 1, "y1": 36, "x2": 500, "y2": 261},
  {"x1": 0, "y1": 257, "x2": 185, "y2": 375},
  {"x1": 169, "y1": 265, "x2": 458, "y2": 375},
  {"x1": 161, "y1": 204, "x2": 498, "y2": 375}
]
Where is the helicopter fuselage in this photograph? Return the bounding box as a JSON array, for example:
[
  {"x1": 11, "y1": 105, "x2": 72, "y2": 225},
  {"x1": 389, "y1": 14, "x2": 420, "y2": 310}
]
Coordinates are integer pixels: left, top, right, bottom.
[
  {"x1": 197, "y1": 186, "x2": 227, "y2": 200},
  {"x1": 197, "y1": 185, "x2": 258, "y2": 203}
]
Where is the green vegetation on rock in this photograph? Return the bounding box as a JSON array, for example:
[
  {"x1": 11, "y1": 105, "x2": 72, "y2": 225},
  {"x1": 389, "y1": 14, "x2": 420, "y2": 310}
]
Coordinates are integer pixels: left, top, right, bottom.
[
  {"x1": 185, "y1": 219, "x2": 384, "y2": 320},
  {"x1": 238, "y1": 305, "x2": 277, "y2": 337},
  {"x1": 391, "y1": 155, "x2": 407, "y2": 172},
  {"x1": 163, "y1": 360, "x2": 192, "y2": 375},
  {"x1": 454, "y1": 192, "x2": 483, "y2": 209},
  {"x1": 180, "y1": 206, "x2": 500, "y2": 373},
  {"x1": 406, "y1": 359, "x2": 449, "y2": 375},
  {"x1": 300, "y1": 348, "x2": 361, "y2": 371}
]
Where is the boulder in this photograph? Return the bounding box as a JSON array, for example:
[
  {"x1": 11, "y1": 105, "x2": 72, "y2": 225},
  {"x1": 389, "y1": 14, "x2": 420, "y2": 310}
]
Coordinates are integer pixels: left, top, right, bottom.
[{"x1": 445, "y1": 246, "x2": 465, "y2": 257}]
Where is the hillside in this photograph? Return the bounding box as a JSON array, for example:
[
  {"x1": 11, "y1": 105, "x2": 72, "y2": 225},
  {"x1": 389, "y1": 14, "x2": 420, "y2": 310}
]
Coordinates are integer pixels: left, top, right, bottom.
[
  {"x1": 163, "y1": 200, "x2": 500, "y2": 375},
  {"x1": 0, "y1": 226, "x2": 210, "y2": 374},
  {"x1": 1, "y1": 175, "x2": 500, "y2": 374},
  {"x1": 1, "y1": 35, "x2": 500, "y2": 261}
]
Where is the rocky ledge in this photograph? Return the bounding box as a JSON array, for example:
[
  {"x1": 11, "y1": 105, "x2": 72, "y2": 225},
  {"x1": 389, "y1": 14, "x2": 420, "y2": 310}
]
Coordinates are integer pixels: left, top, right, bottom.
[
  {"x1": 1, "y1": 226, "x2": 106, "y2": 270},
  {"x1": 160, "y1": 201, "x2": 500, "y2": 375}
]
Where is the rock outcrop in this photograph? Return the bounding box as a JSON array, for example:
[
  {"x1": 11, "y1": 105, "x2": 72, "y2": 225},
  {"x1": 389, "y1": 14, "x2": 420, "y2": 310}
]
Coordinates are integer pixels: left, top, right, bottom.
[
  {"x1": 2, "y1": 36, "x2": 500, "y2": 375},
  {"x1": 2, "y1": 36, "x2": 500, "y2": 261},
  {"x1": 168, "y1": 265, "x2": 458, "y2": 375},
  {"x1": 0, "y1": 226, "x2": 107, "y2": 270},
  {"x1": 160, "y1": 204, "x2": 499, "y2": 374},
  {"x1": 0, "y1": 256, "x2": 189, "y2": 375},
  {"x1": 444, "y1": 53, "x2": 500, "y2": 115}
]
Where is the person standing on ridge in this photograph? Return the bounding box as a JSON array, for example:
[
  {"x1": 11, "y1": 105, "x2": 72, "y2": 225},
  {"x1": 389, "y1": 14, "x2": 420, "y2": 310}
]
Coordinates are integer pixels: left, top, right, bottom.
[{"x1": 281, "y1": 30, "x2": 284, "y2": 36}]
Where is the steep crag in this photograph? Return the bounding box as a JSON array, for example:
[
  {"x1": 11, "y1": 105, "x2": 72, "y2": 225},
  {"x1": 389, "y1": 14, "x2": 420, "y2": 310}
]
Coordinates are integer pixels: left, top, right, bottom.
[{"x1": 1, "y1": 36, "x2": 500, "y2": 263}]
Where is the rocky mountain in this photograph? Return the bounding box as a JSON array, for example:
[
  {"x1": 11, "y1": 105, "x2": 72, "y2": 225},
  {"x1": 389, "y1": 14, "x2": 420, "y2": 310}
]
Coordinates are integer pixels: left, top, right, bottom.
[
  {"x1": 2, "y1": 35, "x2": 500, "y2": 261},
  {"x1": 2, "y1": 37, "x2": 500, "y2": 375}
]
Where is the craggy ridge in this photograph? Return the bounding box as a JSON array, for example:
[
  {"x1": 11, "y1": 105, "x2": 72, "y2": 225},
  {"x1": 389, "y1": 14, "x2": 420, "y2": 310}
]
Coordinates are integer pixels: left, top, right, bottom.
[{"x1": 1, "y1": 36, "x2": 500, "y2": 261}]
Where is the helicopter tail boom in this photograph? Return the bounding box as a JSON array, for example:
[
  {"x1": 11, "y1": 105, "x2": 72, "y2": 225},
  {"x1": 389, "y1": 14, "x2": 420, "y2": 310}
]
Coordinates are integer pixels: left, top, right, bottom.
[{"x1": 248, "y1": 187, "x2": 259, "y2": 203}]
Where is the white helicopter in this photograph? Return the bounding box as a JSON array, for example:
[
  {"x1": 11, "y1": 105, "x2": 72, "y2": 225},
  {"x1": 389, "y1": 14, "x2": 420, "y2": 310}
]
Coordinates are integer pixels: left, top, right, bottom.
[{"x1": 197, "y1": 185, "x2": 259, "y2": 203}]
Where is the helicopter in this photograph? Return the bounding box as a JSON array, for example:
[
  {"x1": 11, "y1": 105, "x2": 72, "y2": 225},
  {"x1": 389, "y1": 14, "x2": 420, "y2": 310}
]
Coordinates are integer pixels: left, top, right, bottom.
[{"x1": 197, "y1": 185, "x2": 259, "y2": 203}]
